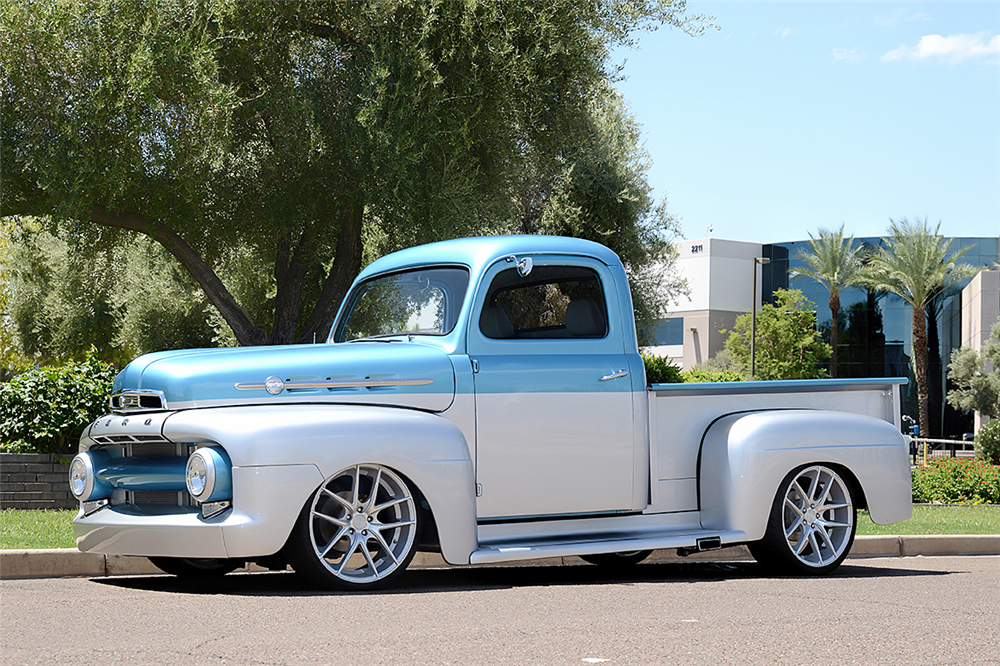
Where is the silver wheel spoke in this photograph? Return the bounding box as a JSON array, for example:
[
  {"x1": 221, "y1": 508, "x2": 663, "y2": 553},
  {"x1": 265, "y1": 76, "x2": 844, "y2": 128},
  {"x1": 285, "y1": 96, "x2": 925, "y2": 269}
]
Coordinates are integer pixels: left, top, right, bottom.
[
  {"x1": 370, "y1": 529, "x2": 400, "y2": 565},
  {"x1": 375, "y1": 518, "x2": 416, "y2": 532},
  {"x1": 335, "y1": 536, "x2": 362, "y2": 575},
  {"x1": 321, "y1": 488, "x2": 354, "y2": 512},
  {"x1": 372, "y1": 495, "x2": 411, "y2": 514},
  {"x1": 366, "y1": 466, "x2": 383, "y2": 511},
  {"x1": 784, "y1": 497, "x2": 806, "y2": 519},
  {"x1": 312, "y1": 510, "x2": 349, "y2": 527},
  {"x1": 360, "y1": 538, "x2": 380, "y2": 578},
  {"x1": 350, "y1": 465, "x2": 360, "y2": 507},
  {"x1": 320, "y1": 526, "x2": 349, "y2": 558},
  {"x1": 784, "y1": 515, "x2": 804, "y2": 538}
]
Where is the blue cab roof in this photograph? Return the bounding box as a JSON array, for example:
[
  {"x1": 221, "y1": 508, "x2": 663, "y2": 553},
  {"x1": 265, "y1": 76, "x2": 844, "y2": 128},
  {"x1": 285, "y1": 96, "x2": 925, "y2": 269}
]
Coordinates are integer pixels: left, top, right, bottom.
[{"x1": 357, "y1": 235, "x2": 623, "y2": 281}]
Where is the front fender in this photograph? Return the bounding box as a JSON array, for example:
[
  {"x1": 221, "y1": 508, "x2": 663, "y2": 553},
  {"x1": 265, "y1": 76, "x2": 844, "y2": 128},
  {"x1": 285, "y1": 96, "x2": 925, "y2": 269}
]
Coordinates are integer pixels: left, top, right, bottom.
[
  {"x1": 699, "y1": 410, "x2": 911, "y2": 541},
  {"x1": 162, "y1": 404, "x2": 478, "y2": 564}
]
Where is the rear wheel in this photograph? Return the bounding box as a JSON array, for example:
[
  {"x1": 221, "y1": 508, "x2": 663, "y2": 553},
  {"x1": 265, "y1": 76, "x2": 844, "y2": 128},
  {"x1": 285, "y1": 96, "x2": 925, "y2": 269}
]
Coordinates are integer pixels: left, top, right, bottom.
[
  {"x1": 749, "y1": 464, "x2": 856, "y2": 575},
  {"x1": 580, "y1": 550, "x2": 652, "y2": 567},
  {"x1": 288, "y1": 464, "x2": 420, "y2": 590},
  {"x1": 148, "y1": 557, "x2": 243, "y2": 578}
]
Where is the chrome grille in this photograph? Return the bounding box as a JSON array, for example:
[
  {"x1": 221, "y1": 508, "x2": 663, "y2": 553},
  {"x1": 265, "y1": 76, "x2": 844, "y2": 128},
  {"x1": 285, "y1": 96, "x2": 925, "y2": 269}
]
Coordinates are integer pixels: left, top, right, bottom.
[{"x1": 93, "y1": 440, "x2": 195, "y2": 510}]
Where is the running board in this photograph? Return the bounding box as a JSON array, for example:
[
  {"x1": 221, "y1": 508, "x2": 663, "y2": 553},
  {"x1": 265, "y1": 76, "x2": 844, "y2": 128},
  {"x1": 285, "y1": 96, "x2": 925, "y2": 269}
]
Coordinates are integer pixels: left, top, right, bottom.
[{"x1": 468, "y1": 530, "x2": 747, "y2": 565}]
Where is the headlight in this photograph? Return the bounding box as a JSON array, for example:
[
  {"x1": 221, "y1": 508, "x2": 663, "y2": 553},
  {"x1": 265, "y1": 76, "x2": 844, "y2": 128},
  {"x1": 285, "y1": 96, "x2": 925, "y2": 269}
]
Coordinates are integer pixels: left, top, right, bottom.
[
  {"x1": 68, "y1": 451, "x2": 113, "y2": 501},
  {"x1": 185, "y1": 447, "x2": 232, "y2": 503}
]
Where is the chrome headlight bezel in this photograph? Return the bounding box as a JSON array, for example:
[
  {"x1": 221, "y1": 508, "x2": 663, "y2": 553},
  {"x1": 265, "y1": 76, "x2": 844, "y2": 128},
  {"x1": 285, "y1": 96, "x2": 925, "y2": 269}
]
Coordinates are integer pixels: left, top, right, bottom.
[
  {"x1": 68, "y1": 451, "x2": 113, "y2": 502},
  {"x1": 185, "y1": 447, "x2": 232, "y2": 503}
]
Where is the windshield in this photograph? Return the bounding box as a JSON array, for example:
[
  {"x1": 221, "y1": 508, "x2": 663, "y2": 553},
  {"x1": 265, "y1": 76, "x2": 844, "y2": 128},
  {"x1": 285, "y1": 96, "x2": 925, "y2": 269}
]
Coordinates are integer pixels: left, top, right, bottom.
[{"x1": 334, "y1": 267, "x2": 470, "y2": 342}]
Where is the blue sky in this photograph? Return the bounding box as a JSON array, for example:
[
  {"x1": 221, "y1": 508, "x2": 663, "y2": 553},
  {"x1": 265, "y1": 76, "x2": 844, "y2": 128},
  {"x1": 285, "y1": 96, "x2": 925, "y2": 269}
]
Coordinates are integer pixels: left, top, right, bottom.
[{"x1": 612, "y1": 1, "x2": 1000, "y2": 244}]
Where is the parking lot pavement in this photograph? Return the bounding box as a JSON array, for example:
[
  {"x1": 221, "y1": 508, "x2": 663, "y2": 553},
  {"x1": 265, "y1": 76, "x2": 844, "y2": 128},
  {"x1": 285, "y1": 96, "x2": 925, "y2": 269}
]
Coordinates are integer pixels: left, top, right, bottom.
[{"x1": 2, "y1": 555, "x2": 999, "y2": 666}]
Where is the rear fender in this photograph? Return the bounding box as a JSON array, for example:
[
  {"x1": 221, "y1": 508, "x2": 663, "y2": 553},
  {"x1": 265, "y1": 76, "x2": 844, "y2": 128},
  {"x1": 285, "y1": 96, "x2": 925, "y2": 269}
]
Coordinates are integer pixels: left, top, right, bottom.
[
  {"x1": 162, "y1": 404, "x2": 478, "y2": 564},
  {"x1": 699, "y1": 410, "x2": 911, "y2": 541}
]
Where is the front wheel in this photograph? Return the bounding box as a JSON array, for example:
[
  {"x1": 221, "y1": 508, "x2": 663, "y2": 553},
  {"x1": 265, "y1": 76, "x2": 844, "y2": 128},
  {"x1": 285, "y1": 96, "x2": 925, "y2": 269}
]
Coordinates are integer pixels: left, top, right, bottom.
[
  {"x1": 148, "y1": 557, "x2": 243, "y2": 577},
  {"x1": 287, "y1": 464, "x2": 420, "y2": 590},
  {"x1": 749, "y1": 464, "x2": 856, "y2": 575}
]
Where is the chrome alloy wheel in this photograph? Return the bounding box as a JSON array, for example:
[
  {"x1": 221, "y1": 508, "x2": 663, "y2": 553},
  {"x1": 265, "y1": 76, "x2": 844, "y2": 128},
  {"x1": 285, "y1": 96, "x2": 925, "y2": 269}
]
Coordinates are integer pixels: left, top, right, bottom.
[
  {"x1": 779, "y1": 465, "x2": 854, "y2": 568},
  {"x1": 306, "y1": 464, "x2": 418, "y2": 586}
]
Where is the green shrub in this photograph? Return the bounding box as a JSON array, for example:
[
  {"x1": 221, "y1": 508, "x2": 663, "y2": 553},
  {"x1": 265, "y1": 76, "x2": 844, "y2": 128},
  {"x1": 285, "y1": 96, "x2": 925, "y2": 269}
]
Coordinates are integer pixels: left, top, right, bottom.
[
  {"x1": 911, "y1": 457, "x2": 1000, "y2": 504},
  {"x1": 975, "y1": 420, "x2": 1000, "y2": 466},
  {"x1": 0, "y1": 352, "x2": 117, "y2": 454},
  {"x1": 642, "y1": 354, "x2": 683, "y2": 384},
  {"x1": 681, "y1": 369, "x2": 744, "y2": 383}
]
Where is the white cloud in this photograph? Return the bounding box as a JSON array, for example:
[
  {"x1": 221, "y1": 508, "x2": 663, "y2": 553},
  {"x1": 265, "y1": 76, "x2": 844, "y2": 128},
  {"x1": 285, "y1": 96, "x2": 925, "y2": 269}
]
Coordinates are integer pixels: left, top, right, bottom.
[
  {"x1": 775, "y1": 26, "x2": 793, "y2": 37},
  {"x1": 833, "y1": 48, "x2": 867, "y2": 64},
  {"x1": 882, "y1": 32, "x2": 1000, "y2": 63}
]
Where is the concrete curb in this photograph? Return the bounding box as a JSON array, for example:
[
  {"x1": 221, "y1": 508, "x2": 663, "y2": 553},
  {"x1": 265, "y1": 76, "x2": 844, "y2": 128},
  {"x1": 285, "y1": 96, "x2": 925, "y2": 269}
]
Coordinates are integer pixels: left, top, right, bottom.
[{"x1": 2, "y1": 535, "x2": 999, "y2": 580}]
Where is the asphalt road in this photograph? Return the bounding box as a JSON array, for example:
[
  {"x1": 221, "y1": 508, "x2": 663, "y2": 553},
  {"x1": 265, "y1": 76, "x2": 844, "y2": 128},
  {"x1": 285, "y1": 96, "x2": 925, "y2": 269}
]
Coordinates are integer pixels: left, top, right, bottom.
[{"x1": 2, "y1": 556, "x2": 998, "y2": 666}]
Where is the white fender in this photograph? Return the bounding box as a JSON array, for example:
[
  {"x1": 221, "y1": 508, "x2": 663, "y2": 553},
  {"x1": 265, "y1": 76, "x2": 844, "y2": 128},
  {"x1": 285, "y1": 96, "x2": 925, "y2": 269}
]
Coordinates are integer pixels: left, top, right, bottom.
[
  {"x1": 699, "y1": 410, "x2": 911, "y2": 541},
  {"x1": 163, "y1": 404, "x2": 478, "y2": 564}
]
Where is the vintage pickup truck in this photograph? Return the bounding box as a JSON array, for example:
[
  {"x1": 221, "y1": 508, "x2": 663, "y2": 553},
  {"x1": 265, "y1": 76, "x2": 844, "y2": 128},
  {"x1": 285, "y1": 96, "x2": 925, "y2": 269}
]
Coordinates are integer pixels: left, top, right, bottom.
[{"x1": 70, "y1": 235, "x2": 911, "y2": 589}]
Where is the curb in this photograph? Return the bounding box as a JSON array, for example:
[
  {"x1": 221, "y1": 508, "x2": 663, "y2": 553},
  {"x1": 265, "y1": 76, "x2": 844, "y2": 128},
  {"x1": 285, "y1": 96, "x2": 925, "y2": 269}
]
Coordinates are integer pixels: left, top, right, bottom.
[{"x1": 2, "y1": 535, "x2": 999, "y2": 580}]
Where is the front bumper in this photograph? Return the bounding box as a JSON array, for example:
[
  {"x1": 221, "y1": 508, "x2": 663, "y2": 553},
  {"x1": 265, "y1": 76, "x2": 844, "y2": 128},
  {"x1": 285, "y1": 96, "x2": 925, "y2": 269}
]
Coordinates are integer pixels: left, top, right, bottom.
[{"x1": 73, "y1": 464, "x2": 323, "y2": 559}]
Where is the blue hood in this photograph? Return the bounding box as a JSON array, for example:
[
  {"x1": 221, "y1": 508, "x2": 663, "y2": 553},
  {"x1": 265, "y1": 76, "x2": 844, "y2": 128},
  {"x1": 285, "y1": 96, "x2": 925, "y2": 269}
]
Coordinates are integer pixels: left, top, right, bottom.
[{"x1": 113, "y1": 342, "x2": 456, "y2": 413}]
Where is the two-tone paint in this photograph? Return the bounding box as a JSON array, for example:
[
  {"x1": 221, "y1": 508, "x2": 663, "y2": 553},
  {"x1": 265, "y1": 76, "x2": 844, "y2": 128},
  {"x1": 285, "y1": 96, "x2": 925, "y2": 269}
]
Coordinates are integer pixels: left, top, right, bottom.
[{"x1": 71, "y1": 235, "x2": 912, "y2": 574}]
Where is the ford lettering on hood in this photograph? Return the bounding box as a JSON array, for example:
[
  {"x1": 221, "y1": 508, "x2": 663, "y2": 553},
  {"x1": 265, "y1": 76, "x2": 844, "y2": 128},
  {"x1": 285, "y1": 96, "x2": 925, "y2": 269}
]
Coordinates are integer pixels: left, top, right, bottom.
[{"x1": 110, "y1": 342, "x2": 456, "y2": 413}]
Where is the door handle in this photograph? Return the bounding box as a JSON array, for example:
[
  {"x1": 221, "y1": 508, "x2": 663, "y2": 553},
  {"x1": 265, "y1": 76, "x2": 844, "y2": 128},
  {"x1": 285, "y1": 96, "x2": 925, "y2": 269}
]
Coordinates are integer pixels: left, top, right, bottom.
[{"x1": 600, "y1": 370, "x2": 629, "y2": 381}]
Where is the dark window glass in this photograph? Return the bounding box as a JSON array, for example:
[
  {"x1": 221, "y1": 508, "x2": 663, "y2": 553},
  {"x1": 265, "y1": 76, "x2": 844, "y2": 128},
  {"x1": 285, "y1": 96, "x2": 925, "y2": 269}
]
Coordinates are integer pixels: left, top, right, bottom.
[{"x1": 480, "y1": 266, "x2": 608, "y2": 339}]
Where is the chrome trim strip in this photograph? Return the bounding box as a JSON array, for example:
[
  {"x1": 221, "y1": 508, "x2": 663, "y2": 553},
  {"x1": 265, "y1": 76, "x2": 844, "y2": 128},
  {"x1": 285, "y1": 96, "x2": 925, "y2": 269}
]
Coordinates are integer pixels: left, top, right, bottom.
[{"x1": 233, "y1": 377, "x2": 435, "y2": 391}]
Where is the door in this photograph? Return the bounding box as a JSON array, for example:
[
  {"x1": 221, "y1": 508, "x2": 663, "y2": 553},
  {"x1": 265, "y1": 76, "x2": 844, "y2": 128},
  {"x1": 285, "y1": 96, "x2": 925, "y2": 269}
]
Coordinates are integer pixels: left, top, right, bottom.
[{"x1": 469, "y1": 256, "x2": 636, "y2": 520}]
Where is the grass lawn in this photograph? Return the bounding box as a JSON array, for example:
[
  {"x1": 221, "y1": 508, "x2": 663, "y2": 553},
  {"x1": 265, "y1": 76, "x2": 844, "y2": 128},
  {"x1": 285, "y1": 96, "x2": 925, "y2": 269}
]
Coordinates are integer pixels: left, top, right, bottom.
[
  {"x1": 857, "y1": 505, "x2": 1000, "y2": 536},
  {"x1": 1, "y1": 505, "x2": 998, "y2": 550},
  {"x1": 1, "y1": 509, "x2": 77, "y2": 550}
]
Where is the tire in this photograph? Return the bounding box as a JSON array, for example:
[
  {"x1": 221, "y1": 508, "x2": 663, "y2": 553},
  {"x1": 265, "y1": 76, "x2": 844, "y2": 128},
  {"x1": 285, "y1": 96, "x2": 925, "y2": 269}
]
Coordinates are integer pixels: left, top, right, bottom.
[
  {"x1": 580, "y1": 550, "x2": 652, "y2": 567},
  {"x1": 148, "y1": 557, "x2": 243, "y2": 578},
  {"x1": 749, "y1": 464, "x2": 856, "y2": 575},
  {"x1": 288, "y1": 464, "x2": 420, "y2": 590}
]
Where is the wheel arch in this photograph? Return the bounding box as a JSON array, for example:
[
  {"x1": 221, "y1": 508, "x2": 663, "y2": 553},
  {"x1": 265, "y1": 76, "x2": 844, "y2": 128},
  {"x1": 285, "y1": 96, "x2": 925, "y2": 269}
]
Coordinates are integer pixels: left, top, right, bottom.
[
  {"x1": 698, "y1": 409, "x2": 911, "y2": 541},
  {"x1": 163, "y1": 404, "x2": 478, "y2": 565}
]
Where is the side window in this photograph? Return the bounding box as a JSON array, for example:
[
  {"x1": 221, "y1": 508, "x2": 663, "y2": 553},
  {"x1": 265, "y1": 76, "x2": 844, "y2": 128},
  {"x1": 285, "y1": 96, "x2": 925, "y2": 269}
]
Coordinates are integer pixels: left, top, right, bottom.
[{"x1": 479, "y1": 265, "x2": 608, "y2": 339}]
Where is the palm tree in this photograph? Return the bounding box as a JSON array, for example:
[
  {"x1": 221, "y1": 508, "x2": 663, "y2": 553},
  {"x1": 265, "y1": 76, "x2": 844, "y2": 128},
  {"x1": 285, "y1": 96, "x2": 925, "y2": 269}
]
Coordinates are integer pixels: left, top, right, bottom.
[
  {"x1": 791, "y1": 225, "x2": 867, "y2": 378},
  {"x1": 864, "y1": 218, "x2": 981, "y2": 437}
]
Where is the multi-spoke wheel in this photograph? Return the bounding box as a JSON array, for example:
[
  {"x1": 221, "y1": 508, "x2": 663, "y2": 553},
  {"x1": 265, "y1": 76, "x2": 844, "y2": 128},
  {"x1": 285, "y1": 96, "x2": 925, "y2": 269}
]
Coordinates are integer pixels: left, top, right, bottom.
[
  {"x1": 288, "y1": 464, "x2": 420, "y2": 590},
  {"x1": 148, "y1": 557, "x2": 243, "y2": 577},
  {"x1": 580, "y1": 550, "x2": 652, "y2": 567},
  {"x1": 749, "y1": 464, "x2": 856, "y2": 575}
]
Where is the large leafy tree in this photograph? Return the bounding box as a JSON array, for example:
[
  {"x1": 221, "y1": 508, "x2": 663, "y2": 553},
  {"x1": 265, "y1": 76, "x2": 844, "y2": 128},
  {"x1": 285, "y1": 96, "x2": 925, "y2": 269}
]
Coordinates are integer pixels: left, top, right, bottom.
[
  {"x1": 864, "y1": 218, "x2": 981, "y2": 438},
  {"x1": 723, "y1": 289, "x2": 831, "y2": 381},
  {"x1": 1, "y1": 0, "x2": 708, "y2": 347},
  {"x1": 791, "y1": 225, "x2": 867, "y2": 378}
]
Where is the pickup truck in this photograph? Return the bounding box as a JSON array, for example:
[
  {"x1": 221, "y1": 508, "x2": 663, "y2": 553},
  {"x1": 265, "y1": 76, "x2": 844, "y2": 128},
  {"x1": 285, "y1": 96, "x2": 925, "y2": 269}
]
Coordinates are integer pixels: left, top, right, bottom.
[{"x1": 70, "y1": 235, "x2": 911, "y2": 589}]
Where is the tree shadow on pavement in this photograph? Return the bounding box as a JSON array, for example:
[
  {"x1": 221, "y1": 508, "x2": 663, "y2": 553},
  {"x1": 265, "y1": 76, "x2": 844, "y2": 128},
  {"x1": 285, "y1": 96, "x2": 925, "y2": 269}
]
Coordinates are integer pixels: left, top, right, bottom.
[{"x1": 92, "y1": 558, "x2": 956, "y2": 597}]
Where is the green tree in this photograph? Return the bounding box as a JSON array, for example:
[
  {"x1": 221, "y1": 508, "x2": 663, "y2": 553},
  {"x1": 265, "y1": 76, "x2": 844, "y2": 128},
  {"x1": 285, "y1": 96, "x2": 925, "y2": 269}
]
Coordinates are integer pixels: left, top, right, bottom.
[
  {"x1": 864, "y1": 218, "x2": 981, "y2": 438},
  {"x1": 790, "y1": 225, "x2": 867, "y2": 378},
  {"x1": 723, "y1": 289, "x2": 831, "y2": 380},
  {"x1": 3, "y1": 221, "x2": 222, "y2": 367},
  {"x1": 2, "y1": 0, "x2": 709, "y2": 348},
  {"x1": 947, "y1": 318, "x2": 1000, "y2": 421}
]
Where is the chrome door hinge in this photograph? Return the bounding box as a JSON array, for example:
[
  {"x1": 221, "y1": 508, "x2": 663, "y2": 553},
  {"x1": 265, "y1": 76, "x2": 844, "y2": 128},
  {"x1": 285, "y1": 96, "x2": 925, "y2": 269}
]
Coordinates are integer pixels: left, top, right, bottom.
[
  {"x1": 471, "y1": 359, "x2": 479, "y2": 374},
  {"x1": 476, "y1": 483, "x2": 483, "y2": 497}
]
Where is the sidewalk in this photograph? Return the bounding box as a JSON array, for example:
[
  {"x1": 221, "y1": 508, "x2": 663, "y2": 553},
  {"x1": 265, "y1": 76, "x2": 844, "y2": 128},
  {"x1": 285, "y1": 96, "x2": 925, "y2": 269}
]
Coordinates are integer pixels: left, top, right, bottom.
[{"x1": 3, "y1": 535, "x2": 999, "y2": 580}]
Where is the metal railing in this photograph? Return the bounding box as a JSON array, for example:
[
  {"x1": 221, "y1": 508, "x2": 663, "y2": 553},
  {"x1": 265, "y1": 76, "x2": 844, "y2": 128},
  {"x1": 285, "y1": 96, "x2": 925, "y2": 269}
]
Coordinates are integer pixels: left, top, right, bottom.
[{"x1": 910, "y1": 437, "x2": 976, "y2": 465}]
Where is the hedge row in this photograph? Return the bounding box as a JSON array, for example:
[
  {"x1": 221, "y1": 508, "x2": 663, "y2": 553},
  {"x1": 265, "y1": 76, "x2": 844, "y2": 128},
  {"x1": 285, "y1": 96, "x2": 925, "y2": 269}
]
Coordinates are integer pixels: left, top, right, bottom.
[
  {"x1": 911, "y1": 457, "x2": 1000, "y2": 505},
  {"x1": 0, "y1": 354, "x2": 117, "y2": 454}
]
